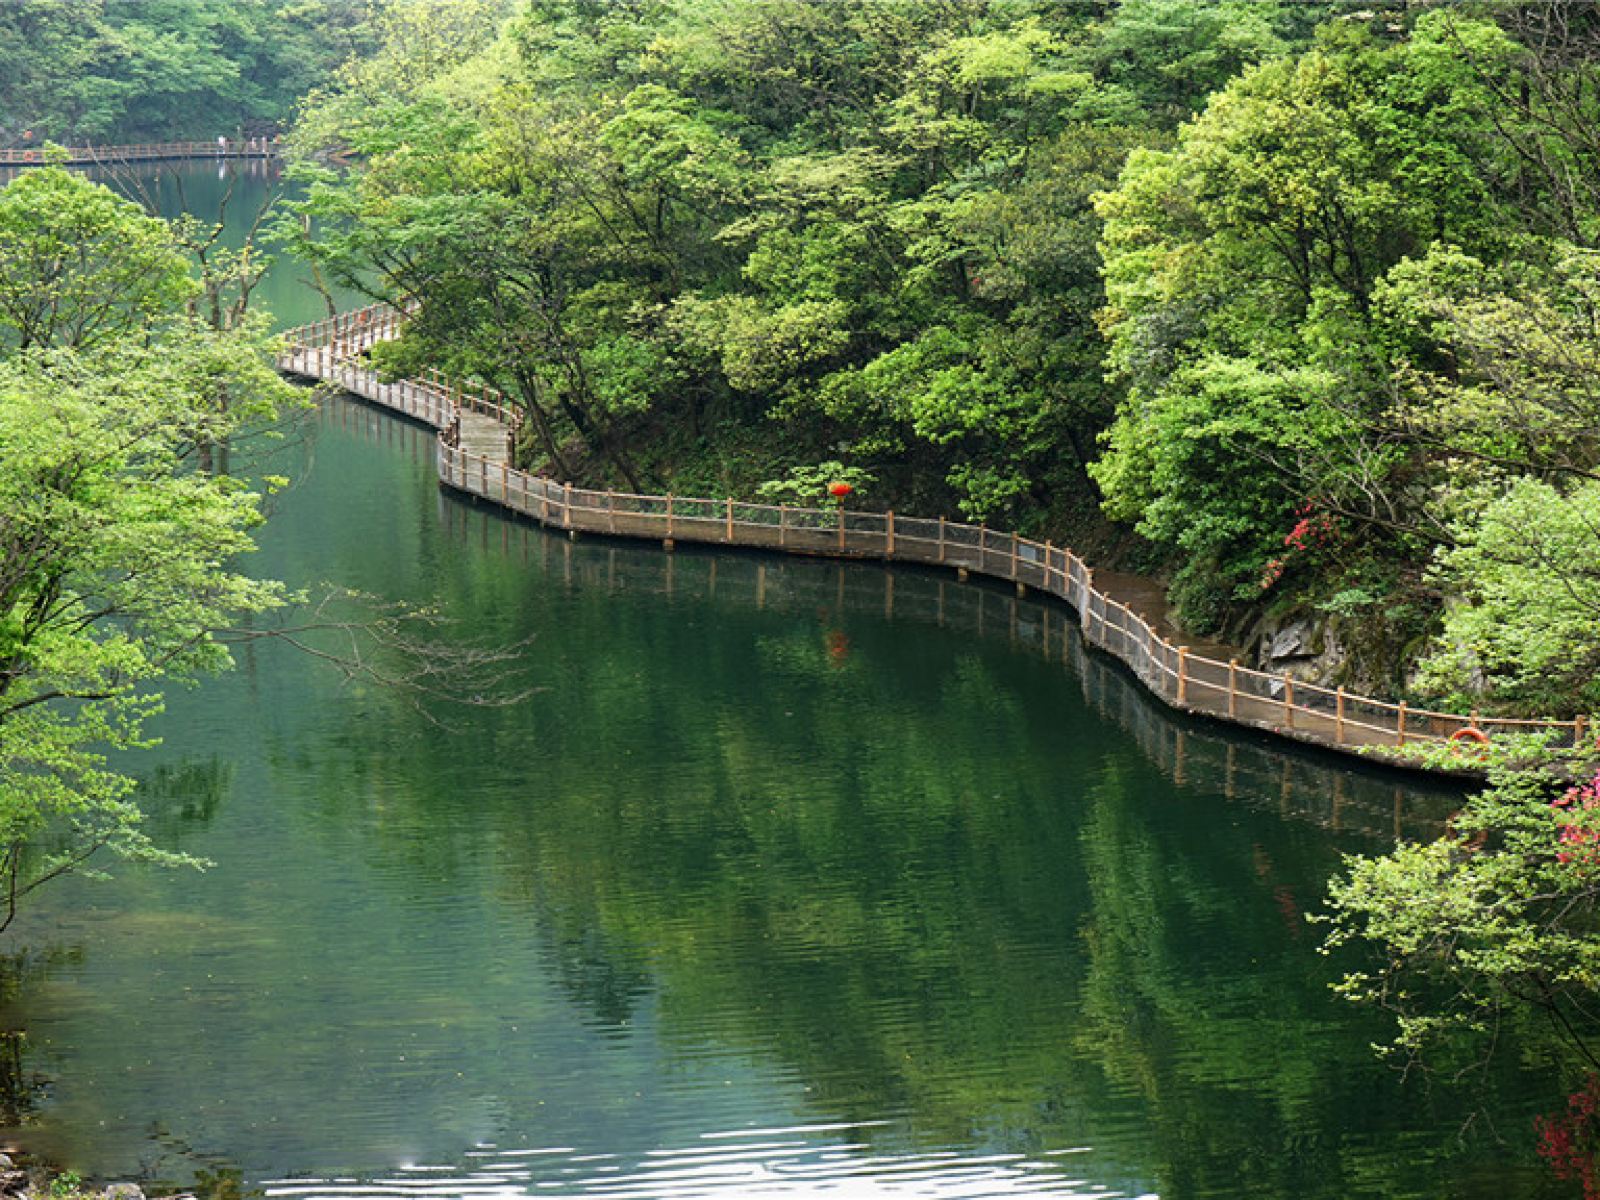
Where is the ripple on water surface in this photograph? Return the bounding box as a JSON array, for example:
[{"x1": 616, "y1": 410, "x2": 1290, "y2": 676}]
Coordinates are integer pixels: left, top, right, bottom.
[{"x1": 261, "y1": 1129, "x2": 1143, "y2": 1199}]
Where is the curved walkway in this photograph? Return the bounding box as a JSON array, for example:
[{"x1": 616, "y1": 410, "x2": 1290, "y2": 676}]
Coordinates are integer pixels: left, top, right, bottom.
[
  {"x1": 0, "y1": 137, "x2": 280, "y2": 168},
  {"x1": 278, "y1": 306, "x2": 1587, "y2": 773}
]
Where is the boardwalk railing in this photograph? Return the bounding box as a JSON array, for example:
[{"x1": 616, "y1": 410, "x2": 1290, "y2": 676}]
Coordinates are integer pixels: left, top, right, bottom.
[
  {"x1": 0, "y1": 137, "x2": 281, "y2": 168},
  {"x1": 277, "y1": 305, "x2": 1589, "y2": 766}
]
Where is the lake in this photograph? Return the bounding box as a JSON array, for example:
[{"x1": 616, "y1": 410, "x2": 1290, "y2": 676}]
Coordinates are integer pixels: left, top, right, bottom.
[{"x1": 0, "y1": 160, "x2": 1569, "y2": 1200}]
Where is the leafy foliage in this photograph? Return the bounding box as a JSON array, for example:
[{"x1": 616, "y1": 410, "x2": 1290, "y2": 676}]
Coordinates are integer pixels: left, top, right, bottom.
[
  {"x1": 0, "y1": 167, "x2": 295, "y2": 925},
  {"x1": 0, "y1": 167, "x2": 194, "y2": 350},
  {"x1": 292, "y1": 0, "x2": 1302, "y2": 522},
  {"x1": 0, "y1": 344, "x2": 289, "y2": 929},
  {"x1": 1420, "y1": 479, "x2": 1600, "y2": 714},
  {"x1": 1324, "y1": 742, "x2": 1600, "y2": 1073},
  {"x1": 0, "y1": 0, "x2": 368, "y2": 144}
]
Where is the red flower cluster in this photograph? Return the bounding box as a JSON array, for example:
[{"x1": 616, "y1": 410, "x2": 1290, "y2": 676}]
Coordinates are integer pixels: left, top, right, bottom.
[
  {"x1": 1538, "y1": 1074, "x2": 1600, "y2": 1197},
  {"x1": 1259, "y1": 503, "x2": 1338, "y2": 591},
  {"x1": 1553, "y1": 771, "x2": 1600, "y2": 867},
  {"x1": 1283, "y1": 502, "x2": 1337, "y2": 552}
]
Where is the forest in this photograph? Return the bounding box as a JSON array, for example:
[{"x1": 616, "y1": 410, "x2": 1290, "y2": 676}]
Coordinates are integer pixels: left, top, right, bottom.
[
  {"x1": 8, "y1": 1, "x2": 1593, "y2": 717},
  {"x1": 271, "y1": 0, "x2": 1600, "y2": 719}
]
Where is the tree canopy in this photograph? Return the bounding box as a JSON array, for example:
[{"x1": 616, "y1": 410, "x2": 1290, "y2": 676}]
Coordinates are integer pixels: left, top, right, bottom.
[
  {"x1": 291, "y1": 0, "x2": 1325, "y2": 524},
  {"x1": 286, "y1": 0, "x2": 1600, "y2": 715},
  {"x1": 0, "y1": 167, "x2": 295, "y2": 925},
  {"x1": 0, "y1": 0, "x2": 370, "y2": 145}
]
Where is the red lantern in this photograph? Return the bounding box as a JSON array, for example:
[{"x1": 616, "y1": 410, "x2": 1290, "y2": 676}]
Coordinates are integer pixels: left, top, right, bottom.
[{"x1": 827, "y1": 481, "x2": 853, "y2": 499}]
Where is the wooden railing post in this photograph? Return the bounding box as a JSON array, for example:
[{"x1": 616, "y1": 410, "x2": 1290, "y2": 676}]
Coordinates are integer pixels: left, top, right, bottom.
[
  {"x1": 886, "y1": 510, "x2": 895, "y2": 557},
  {"x1": 1576, "y1": 713, "x2": 1588, "y2": 747},
  {"x1": 1177, "y1": 646, "x2": 1189, "y2": 704},
  {"x1": 779, "y1": 504, "x2": 788, "y2": 547},
  {"x1": 838, "y1": 505, "x2": 846, "y2": 552},
  {"x1": 1397, "y1": 701, "x2": 1408, "y2": 747},
  {"x1": 564, "y1": 483, "x2": 573, "y2": 530},
  {"x1": 938, "y1": 516, "x2": 947, "y2": 564},
  {"x1": 1228, "y1": 659, "x2": 1238, "y2": 719},
  {"x1": 667, "y1": 494, "x2": 675, "y2": 541},
  {"x1": 1284, "y1": 677, "x2": 1295, "y2": 730},
  {"x1": 1011, "y1": 531, "x2": 1020, "y2": 580},
  {"x1": 725, "y1": 496, "x2": 734, "y2": 542},
  {"x1": 1336, "y1": 687, "x2": 1346, "y2": 745}
]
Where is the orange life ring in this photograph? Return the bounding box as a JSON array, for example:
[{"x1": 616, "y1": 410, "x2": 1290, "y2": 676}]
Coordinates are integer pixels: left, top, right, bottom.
[
  {"x1": 1450, "y1": 726, "x2": 1490, "y2": 745},
  {"x1": 23, "y1": 150, "x2": 36, "y2": 163}
]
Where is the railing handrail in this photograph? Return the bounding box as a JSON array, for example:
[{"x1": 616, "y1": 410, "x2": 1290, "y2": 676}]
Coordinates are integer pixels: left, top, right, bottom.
[
  {"x1": 273, "y1": 304, "x2": 1589, "y2": 767},
  {"x1": 0, "y1": 137, "x2": 282, "y2": 167}
]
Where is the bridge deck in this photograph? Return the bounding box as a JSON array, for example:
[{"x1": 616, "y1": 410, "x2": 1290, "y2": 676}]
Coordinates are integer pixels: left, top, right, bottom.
[
  {"x1": 0, "y1": 138, "x2": 281, "y2": 168},
  {"x1": 276, "y1": 305, "x2": 1585, "y2": 773}
]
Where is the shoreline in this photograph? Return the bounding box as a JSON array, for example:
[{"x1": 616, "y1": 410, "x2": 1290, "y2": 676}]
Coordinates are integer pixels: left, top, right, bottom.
[{"x1": 275, "y1": 305, "x2": 1585, "y2": 777}]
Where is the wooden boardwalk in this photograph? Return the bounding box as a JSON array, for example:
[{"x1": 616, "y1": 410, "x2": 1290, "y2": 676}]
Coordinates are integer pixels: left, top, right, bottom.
[
  {"x1": 278, "y1": 306, "x2": 1588, "y2": 773},
  {"x1": 0, "y1": 138, "x2": 281, "y2": 168}
]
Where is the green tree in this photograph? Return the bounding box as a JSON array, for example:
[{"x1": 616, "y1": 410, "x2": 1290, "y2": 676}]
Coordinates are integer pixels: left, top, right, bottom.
[
  {"x1": 1325, "y1": 743, "x2": 1600, "y2": 1074},
  {"x1": 1077, "y1": 0, "x2": 1295, "y2": 126},
  {"x1": 0, "y1": 161, "x2": 302, "y2": 925},
  {"x1": 0, "y1": 344, "x2": 288, "y2": 930},
  {"x1": 1419, "y1": 480, "x2": 1600, "y2": 715},
  {"x1": 1090, "y1": 15, "x2": 1535, "y2": 630},
  {"x1": 0, "y1": 166, "x2": 193, "y2": 351},
  {"x1": 0, "y1": 0, "x2": 366, "y2": 145}
]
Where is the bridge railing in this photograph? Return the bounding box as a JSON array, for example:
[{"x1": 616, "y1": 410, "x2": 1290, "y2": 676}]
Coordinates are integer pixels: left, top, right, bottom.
[
  {"x1": 276, "y1": 304, "x2": 1590, "y2": 764},
  {"x1": 0, "y1": 138, "x2": 282, "y2": 167}
]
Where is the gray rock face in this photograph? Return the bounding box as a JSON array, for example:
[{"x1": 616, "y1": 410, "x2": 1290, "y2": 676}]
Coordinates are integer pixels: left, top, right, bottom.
[
  {"x1": 102, "y1": 1185, "x2": 145, "y2": 1200},
  {"x1": 1266, "y1": 620, "x2": 1311, "y2": 661},
  {"x1": 1250, "y1": 612, "x2": 1356, "y2": 687}
]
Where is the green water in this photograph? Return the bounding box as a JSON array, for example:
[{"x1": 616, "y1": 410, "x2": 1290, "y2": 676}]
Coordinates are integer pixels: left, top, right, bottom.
[{"x1": 0, "y1": 164, "x2": 1571, "y2": 1199}]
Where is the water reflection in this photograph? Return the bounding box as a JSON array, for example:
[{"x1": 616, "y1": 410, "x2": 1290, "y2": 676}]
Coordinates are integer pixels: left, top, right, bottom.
[{"x1": 0, "y1": 321, "x2": 1562, "y2": 1195}]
